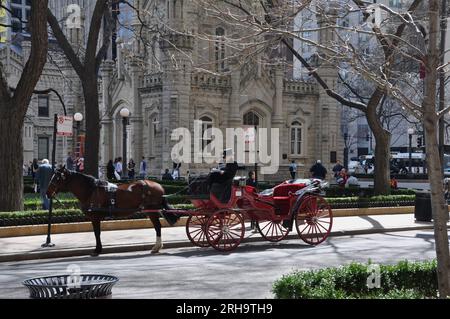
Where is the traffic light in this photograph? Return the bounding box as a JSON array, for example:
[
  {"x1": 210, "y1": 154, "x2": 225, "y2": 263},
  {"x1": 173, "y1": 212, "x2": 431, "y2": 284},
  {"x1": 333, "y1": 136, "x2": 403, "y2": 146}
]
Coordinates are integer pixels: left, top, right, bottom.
[{"x1": 417, "y1": 136, "x2": 422, "y2": 148}]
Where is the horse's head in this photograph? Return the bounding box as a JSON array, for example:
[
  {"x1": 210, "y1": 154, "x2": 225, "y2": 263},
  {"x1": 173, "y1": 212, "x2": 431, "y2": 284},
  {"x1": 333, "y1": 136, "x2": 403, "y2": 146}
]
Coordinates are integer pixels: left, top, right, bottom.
[{"x1": 47, "y1": 166, "x2": 72, "y2": 198}]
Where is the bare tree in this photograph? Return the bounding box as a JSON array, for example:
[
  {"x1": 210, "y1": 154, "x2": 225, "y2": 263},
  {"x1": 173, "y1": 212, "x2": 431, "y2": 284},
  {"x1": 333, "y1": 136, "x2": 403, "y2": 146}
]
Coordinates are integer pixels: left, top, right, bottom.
[
  {"x1": 47, "y1": 0, "x2": 113, "y2": 177},
  {"x1": 186, "y1": 0, "x2": 424, "y2": 195},
  {"x1": 0, "y1": 0, "x2": 49, "y2": 211}
]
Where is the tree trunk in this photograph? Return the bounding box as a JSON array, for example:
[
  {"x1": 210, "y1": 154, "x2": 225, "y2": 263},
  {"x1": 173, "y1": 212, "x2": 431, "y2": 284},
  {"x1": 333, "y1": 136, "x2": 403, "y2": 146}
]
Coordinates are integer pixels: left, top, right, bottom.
[
  {"x1": 372, "y1": 130, "x2": 391, "y2": 195},
  {"x1": 424, "y1": 0, "x2": 450, "y2": 298},
  {"x1": 0, "y1": 108, "x2": 24, "y2": 212},
  {"x1": 366, "y1": 90, "x2": 391, "y2": 195},
  {"x1": 82, "y1": 76, "x2": 100, "y2": 177},
  {"x1": 0, "y1": 0, "x2": 48, "y2": 212},
  {"x1": 424, "y1": 116, "x2": 450, "y2": 298}
]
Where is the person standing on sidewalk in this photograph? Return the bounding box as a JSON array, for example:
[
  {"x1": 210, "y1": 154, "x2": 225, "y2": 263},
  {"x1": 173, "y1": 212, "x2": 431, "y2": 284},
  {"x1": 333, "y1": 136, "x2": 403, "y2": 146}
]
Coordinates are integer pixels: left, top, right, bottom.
[
  {"x1": 289, "y1": 160, "x2": 297, "y2": 180},
  {"x1": 37, "y1": 159, "x2": 53, "y2": 210},
  {"x1": 139, "y1": 157, "x2": 147, "y2": 179},
  {"x1": 66, "y1": 152, "x2": 75, "y2": 171},
  {"x1": 310, "y1": 160, "x2": 327, "y2": 180}
]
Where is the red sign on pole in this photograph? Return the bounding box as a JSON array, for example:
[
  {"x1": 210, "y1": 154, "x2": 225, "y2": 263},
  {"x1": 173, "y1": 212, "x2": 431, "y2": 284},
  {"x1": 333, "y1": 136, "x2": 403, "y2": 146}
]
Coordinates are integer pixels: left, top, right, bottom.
[{"x1": 56, "y1": 116, "x2": 73, "y2": 136}]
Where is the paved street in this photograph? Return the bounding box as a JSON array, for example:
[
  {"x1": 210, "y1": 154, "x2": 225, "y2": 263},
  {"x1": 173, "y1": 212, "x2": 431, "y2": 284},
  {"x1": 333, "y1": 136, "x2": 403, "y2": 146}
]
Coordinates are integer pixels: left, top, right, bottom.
[{"x1": 0, "y1": 229, "x2": 447, "y2": 299}]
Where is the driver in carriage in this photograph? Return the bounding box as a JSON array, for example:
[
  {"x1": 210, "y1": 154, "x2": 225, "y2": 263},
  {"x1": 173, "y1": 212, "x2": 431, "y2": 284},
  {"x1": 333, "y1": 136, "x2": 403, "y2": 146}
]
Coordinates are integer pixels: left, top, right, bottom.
[{"x1": 207, "y1": 148, "x2": 239, "y2": 202}]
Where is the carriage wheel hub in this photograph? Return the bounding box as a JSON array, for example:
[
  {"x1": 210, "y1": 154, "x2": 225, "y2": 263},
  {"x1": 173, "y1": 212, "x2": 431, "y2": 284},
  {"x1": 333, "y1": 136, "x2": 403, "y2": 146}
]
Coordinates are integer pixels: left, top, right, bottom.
[{"x1": 222, "y1": 225, "x2": 230, "y2": 234}]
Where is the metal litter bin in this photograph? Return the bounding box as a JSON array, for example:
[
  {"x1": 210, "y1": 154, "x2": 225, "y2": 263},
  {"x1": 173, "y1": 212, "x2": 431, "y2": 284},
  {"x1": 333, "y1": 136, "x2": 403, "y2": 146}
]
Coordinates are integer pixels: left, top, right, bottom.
[
  {"x1": 414, "y1": 191, "x2": 432, "y2": 222},
  {"x1": 23, "y1": 274, "x2": 118, "y2": 299}
]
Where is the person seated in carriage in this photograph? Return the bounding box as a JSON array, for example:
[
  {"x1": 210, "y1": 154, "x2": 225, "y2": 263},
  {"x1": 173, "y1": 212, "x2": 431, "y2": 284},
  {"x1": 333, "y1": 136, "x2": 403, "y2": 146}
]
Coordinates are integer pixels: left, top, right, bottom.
[{"x1": 207, "y1": 148, "x2": 239, "y2": 202}]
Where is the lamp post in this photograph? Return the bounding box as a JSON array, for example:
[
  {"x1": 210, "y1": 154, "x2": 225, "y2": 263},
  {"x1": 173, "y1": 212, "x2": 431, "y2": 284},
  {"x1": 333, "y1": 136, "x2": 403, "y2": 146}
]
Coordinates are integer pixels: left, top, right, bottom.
[
  {"x1": 120, "y1": 107, "x2": 130, "y2": 178},
  {"x1": 366, "y1": 132, "x2": 373, "y2": 154},
  {"x1": 73, "y1": 112, "x2": 83, "y2": 157},
  {"x1": 344, "y1": 133, "x2": 348, "y2": 169},
  {"x1": 408, "y1": 128, "x2": 414, "y2": 174}
]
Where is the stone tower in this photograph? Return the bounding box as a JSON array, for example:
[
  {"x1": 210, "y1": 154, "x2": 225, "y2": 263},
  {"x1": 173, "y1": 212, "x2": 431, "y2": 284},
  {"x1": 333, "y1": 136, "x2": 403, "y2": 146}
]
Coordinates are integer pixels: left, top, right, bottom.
[
  {"x1": 160, "y1": 0, "x2": 195, "y2": 173},
  {"x1": 315, "y1": 3, "x2": 342, "y2": 174}
]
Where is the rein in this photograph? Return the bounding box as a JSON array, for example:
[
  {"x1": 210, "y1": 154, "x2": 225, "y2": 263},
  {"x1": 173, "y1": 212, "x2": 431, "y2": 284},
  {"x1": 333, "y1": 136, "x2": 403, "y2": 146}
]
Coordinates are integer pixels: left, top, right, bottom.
[{"x1": 162, "y1": 175, "x2": 204, "y2": 198}]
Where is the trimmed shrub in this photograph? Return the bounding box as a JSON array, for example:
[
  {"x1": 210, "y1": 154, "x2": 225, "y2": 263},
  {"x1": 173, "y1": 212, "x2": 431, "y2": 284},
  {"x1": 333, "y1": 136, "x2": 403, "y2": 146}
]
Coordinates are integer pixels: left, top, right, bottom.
[{"x1": 272, "y1": 260, "x2": 438, "y2": 299}]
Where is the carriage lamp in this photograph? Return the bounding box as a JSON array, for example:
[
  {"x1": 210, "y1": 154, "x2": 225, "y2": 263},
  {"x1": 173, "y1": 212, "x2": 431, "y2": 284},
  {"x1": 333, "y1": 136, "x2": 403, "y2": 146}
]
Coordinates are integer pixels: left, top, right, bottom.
[
  {"x1": 74, "y1": 113, "x2": 84, "y2": 156},
  {"x1": 408, "y1": 128, "x2": 415, "y2": 174},
  {"x1": 120, "y1": 108, "x2": 131, "y2": 178}
]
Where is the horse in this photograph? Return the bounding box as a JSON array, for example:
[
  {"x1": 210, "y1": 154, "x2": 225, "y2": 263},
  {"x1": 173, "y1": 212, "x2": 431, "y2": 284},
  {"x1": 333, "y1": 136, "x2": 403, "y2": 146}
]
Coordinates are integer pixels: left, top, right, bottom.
[{"x1": 46, "y1": 167, "x2": 179, "y2": 256}]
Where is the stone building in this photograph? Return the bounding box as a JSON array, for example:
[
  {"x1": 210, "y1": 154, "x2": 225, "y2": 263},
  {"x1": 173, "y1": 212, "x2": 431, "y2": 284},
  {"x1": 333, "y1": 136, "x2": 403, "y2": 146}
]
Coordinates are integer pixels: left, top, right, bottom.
[
  {"x1": 1, "y1": 0, "x2": 343, "y2": 181},
  {"x1": 99, "y1": 1, "x2": 343, "y2": 181}
]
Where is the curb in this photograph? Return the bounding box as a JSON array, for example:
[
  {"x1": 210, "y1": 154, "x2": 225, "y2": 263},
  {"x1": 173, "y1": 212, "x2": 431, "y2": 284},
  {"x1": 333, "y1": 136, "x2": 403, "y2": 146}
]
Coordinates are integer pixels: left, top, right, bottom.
[
  {"x1": 0, "y1": 206, "x2": 415, "y2": 238},
  {"x1": 0, "y1": 224, "x2": 439, "y2": 263}
]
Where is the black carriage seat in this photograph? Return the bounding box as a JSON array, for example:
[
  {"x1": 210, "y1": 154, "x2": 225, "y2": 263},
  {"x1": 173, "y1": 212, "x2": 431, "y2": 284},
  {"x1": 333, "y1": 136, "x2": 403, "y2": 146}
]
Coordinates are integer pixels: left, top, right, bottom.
[{"x1": 210, "y1": 177, "x2": 235, "y2": 203}]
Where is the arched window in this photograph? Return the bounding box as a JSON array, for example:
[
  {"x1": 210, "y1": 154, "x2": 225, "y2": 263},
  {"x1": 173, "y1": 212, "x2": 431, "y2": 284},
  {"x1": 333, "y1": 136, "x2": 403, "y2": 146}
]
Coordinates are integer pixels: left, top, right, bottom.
[
  {"x1": 215, "y1": 27, "x2": 225, "y2": 71},
  {"x1": 243, "y1": 111, "x2": 260, "y2": 127},
  {"x1": 149, "y1": 116, "x2": 159, "y2": 155},
  {"x1": 200, "y1": 116, "x2": 213, "y2": 150},
  {"x1": 291, "y1": 121, "x2": 302, "y2": 155}
]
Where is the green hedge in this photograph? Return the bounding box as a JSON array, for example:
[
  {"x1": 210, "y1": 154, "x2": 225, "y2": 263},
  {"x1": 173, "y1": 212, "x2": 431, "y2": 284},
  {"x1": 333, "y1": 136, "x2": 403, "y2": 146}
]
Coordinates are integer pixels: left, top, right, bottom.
[
  {"x1": 272, "y1": 260, "x2": 438, "y2": 299},
  {"x1": 324, "y1": 187, "x2": 416, "y2": 198}
]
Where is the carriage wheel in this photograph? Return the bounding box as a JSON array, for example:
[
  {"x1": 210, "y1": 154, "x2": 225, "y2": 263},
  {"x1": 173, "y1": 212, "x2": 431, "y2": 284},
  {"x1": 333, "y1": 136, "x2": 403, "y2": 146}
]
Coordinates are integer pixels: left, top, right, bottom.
[
  {"x1": 186, "y1": 215, "x2": 210, "y2": 247},
  {"x1": 206, "y1": 210, "x2": 245, "y2": 252},
  {"x1": 256, "y1": 220, "x2": 290, "y2": 242},
  {"x1": 295, "y1": 196, "x2": 333, "y2": 245}
]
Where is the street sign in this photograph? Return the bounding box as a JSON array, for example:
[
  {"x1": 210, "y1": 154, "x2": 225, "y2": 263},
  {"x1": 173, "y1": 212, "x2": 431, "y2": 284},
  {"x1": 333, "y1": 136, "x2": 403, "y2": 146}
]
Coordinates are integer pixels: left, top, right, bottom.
[{"x1": 56, "y1": 116, "x2": 73, "y2": 136}]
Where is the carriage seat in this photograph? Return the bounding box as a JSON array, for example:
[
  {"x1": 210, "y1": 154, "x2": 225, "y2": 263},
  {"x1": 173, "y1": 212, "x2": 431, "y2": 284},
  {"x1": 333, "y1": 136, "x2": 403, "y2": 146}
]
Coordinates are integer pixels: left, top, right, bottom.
[{"x1": 210, "y1": 177, "x2": 234, "y2": 203}]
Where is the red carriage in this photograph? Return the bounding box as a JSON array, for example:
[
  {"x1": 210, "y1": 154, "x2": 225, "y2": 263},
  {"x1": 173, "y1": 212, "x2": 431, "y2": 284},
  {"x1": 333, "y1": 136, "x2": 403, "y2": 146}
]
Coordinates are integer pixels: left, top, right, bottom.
[{"x1": 180, "y1": 176, "x2": 333, "y2": 252}]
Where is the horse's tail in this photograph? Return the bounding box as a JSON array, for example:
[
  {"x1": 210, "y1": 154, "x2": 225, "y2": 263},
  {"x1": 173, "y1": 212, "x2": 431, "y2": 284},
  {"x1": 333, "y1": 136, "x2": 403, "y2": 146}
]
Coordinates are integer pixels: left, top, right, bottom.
[{"x1": 161, "y1": 196, "x2": 180, "y2": 226}]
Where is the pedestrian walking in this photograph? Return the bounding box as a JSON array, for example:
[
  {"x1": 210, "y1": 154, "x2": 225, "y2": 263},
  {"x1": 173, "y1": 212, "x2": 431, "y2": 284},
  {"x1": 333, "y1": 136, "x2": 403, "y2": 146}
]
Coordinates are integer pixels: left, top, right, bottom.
[
  {"x1": 32, "y1": 158, "x2": 39, "y2": 193},
  {"x1": 107, "y1": 160, "x2": 115, "y2": 181},
  {"x1": 76, "y1": 157, "x2": 85, "y2": 173},
  {"x1": 115, "y1": 157, "x2": 123, "y2": 178},
  {"x1": 332, "y1": 160, "x2": 344, "y2": 178},
  {"x1": 309, "y1": 160, "x2": 327, "y2": 180},
  {"x1": 36, "y1": 159, "x2": 53, "y2": 210},
  {"x1": 162, "y1": 168, "x2": 174, "y2": 181},
  {"x1": 128, "y1": 159, "x2": 136, "y2": 179},
  {"x1": 139, "y1": 156, "x2": 147, "y2": 179},
  {"x1": 66, "y1": 152, "x2": 75, "y2": 170},
  {"x1": 289, "y1": 160, "x2": 297, "y2": 179}
]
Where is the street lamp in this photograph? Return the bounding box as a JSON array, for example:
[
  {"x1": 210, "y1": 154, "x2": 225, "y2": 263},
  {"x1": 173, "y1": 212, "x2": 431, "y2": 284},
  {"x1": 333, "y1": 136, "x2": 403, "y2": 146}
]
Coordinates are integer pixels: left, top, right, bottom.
[
  {"x1": 408, "y1": 128, "x2": 415, "y2": 174},
  {"x1": 366, "y1": 132, "x2": 373, "y2": 154},
  {"x1": 74, "y1": 112, "x2": 83, "y2": 157},
  {"x1": 120, "y1": 107, "x2": 130, "y2": 178},
  {"x1": 344, "y1": 133, "x2": 349, "y2": 169}
]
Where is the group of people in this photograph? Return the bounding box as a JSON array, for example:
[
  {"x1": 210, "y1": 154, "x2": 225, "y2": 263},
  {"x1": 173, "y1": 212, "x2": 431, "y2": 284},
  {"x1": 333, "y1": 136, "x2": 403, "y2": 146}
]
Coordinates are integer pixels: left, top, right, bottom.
[
  {"x1": 65, "y1": 152, "x2": 84, "y2": 172},
  {"x1": 288, "y1": 159, "x2": 361, "y2": 187},
  {"x1": 331, "y1": 160, "x2": 360, "y2": 188},
  {"x1": 106, "y1": 157, "x2": 148, "y2": 181},
  {"x1": 162, "y1": 163, "x2": 182, "y2": 181}
]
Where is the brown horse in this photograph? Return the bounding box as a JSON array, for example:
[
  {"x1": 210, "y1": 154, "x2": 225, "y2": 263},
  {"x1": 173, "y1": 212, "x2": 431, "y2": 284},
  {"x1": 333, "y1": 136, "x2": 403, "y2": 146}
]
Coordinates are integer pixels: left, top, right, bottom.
[{"x1": 46, "y1": 167, "x2": 179, "y2": 256}]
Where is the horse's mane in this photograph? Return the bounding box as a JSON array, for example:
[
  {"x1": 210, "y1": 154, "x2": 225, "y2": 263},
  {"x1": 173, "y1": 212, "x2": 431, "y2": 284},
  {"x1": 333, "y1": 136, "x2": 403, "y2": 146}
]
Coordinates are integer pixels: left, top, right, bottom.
[{"x1": 68, "y1": 170, "x2": 98, "y2": 189}]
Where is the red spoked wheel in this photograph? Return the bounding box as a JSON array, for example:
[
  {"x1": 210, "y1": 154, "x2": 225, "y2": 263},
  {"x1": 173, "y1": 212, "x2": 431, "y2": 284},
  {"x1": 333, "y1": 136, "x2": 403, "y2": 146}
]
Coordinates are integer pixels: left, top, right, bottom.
[
  {"x1": 295, "y1": 196, "x2": 333, "y2": 245},
  {"x1": 206, "y1": 210, "x2": 245, "y2": 252},
  {"x1": 186, "y1": 215, "x2": 210, "y2": 247},
  {"x1": 256, "y1": 220, "x2": 290, "y2": 242}
]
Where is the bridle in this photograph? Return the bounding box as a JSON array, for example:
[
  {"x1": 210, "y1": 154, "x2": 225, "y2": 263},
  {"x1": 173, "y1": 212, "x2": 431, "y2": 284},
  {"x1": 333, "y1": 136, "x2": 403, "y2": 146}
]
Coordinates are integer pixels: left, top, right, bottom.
[{"x1": 48, "y1": 170, "x2": 68, "y2": 199}]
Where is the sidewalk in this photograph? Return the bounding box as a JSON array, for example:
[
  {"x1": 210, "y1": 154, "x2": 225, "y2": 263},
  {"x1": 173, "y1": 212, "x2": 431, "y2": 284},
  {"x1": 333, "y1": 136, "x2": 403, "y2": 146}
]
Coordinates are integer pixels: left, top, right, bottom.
[{"x1": 0, "y1": 214, "x2": 445, "y2": 262}]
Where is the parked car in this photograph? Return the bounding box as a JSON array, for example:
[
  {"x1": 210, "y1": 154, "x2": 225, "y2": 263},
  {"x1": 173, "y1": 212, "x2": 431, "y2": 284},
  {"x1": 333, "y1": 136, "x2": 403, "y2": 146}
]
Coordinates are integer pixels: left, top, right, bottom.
[{"x1": 347, "y1": 160, "x2": 363, "y2": 174}]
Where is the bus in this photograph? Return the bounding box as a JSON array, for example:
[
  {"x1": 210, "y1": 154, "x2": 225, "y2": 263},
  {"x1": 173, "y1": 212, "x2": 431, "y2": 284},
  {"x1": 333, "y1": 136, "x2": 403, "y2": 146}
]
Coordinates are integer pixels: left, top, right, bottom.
[{"x1": 358, "y1": 153, "x2": 426, "y2": 174}]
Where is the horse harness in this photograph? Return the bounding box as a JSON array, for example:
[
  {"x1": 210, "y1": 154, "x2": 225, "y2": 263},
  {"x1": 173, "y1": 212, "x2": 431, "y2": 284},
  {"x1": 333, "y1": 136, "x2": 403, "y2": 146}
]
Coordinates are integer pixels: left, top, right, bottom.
[{"x1": 86, "y1": 180, "x2": 150, "y2": 217}]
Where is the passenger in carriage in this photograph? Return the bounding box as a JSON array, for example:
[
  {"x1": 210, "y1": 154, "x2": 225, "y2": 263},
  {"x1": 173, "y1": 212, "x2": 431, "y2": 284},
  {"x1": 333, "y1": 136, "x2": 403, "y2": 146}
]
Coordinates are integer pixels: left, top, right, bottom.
[
  {"x1": 207, "y1": 148, "x2": 239, "y2": 186},
  {"x1": 246, "y1": 171, "x2": 257, "y2": 188},
  {"x1": 207, "y1": 149, "x2": 239, "y2": 203}
]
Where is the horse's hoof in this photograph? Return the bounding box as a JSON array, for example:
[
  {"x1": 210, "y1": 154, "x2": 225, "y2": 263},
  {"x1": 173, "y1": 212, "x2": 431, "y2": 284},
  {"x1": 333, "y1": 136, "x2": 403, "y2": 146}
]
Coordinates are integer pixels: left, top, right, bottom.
[
  {"x1": 151, "y1": 244, "x2": 163, "y2": 254},
  {"x1": 91, "y1": 250, "x2": 102, "y2": 257}
]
